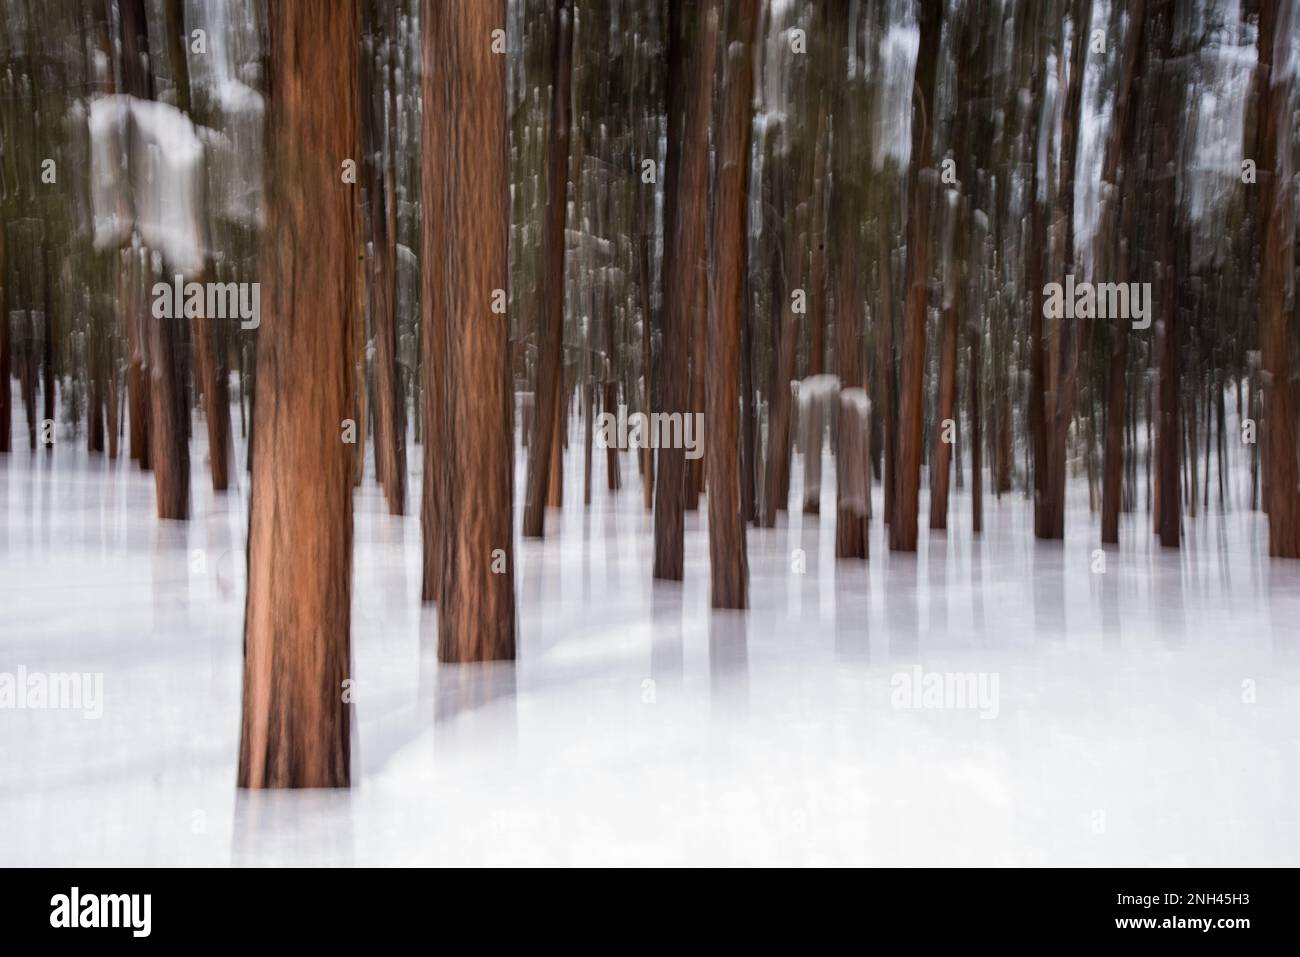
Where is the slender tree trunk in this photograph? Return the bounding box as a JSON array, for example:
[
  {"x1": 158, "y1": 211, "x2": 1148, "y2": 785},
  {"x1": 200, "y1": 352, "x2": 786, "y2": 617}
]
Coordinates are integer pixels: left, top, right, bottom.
[
  {"x1": 603, "y1": 174, "x2": 621, "y2": 494},
  {"x1": 239, "y1": 0, "x2": 359, "y2": 789},
  {"x1": 431, "y1": 0, "x2": 517, "y2": 660},
  {"x1": 930, "y1": 5, "x2": 979, "y2": 532},
  {"x1": 1151, "y1": 0, "x2": 1180, "y2": 548},
  {"x1": 1039, "y1": 0, "x2": 1091, "y2": 541},
  {"x1": 193, "y1": 301, "x2": 231, "y2": 490},
  {"x1": 639, "y1": 221, "x2": 655, "y2": 511},
  {"x1": 523, "y1": 0, "x2": 574, "y2": 538},
  {"x1": 877, "y1": 211, "x2": 896, "y2": 524},
  {"x1": 419, "y1": 0, "x2": 447, "y2": 602},
  {"x1": 969, "y1": 300, "x2": 982, "y2": 533},
  {"x1": 654, "y1": 0, "x2": 717, "y2": 580},
  {"x1": 740, "y1": 254, "x2": 756, "y2": 523},
  {"x1": 706, "y1": 0, "x2": 754, "y2": 608},
  {"x1": 41, "y1": 247, "x2": 55, "y2": 452},
  {"x1": 834, "y1": 218, "x2": 868, "y2": 558},
  {"x1": 366, "y1": 11, "x2": 405, "y2": 515},
  {"x1": 1258, "y1": 0, "x2": 1300, "y2": 556},
  {"x1": 167, "y1": 0, "x2": 231, "y2": 492},
  {"x1": 929, "y1": 246, "x2": 959, "y2": 530},
  {"x1": 1100, "y1": 0, "x2": 1144, "y2": 544},
  {"x1": 124, "y1": 250, "x2": 150, "y2": 467},
  {"x1": 760, "y1": 135, "x2": 804, "y2": 528},
  {"x1": 807, "y1": 92, "x2": 829, "y2": 379},
  {"x1": 0, "y1": 222, "x2": 8, "y2": 454},
  {"x1": 891, "y1": 0, "x2": 942, "y2": 552},
  {"x1": 1022, "y1": 3, "x2": 1049, "y2": 532},
  {"x1": 120, "y1": 0, "x2": 187, "y2": 514}
]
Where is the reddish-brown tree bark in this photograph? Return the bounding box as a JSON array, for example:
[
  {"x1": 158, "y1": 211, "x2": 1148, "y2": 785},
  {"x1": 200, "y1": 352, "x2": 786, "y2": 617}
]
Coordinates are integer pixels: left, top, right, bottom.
[
  {"x1": 654, "y1": 0, "x2": 717, "y2": 580},
  {"x1": 1257, "y1": 0, "x2": 1300, "y2": 557},
  {"x1": 523, "y1": 0, "x2": 574, "y2": 538},
  {"x1": 239, "y1": 0, "x2": 359, "y2": 788},
  {"x1": 366, "y1": 50, "x2": 405, "y2": 515},
  {"x1": 419, "y1": 0, "x2": 447, "y2": 602},
  {"x1": 706, "y1": 0, "x2": 755, "y2": 608},
  {"x1": 166, "y1": 0, "x2": 231, "y2": 492},
  {"x1": 891, "y1": 0, "x2": 942, "y2": 552},
  {"x1": 431, "y1": 0, "x2": 517, "y2": 661},
  {"x1": 1039, "y1": 0, "x2": 1092, "y2": 541}
]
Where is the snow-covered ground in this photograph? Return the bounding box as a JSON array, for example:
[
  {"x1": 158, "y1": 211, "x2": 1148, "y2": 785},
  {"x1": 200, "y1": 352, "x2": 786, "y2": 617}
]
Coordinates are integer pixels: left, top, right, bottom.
[{"x1": 2, "y1": 414, "x2": 1299, "y2": 866}]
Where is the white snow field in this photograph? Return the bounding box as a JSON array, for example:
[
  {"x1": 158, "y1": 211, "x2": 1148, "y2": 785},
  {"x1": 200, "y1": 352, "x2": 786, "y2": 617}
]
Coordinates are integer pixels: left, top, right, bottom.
[{"x1": 2, "y1": 411, "x2": 1299, "y2": 867}]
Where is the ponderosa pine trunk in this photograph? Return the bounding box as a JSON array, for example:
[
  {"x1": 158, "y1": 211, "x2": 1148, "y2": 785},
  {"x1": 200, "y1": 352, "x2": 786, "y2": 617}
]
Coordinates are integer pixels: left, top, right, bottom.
[
  {"x1": 929, "y1": 275, "x2": 958, "y2": 530},
  {"x1": 706, "y1": 0, "x2": 754, "y2": 608},
  {"x1": 1040, "y1": 0, "x2": 1091, "y2": 541},
  {"x1": 1023, "y1": 2, "x2": 1048, "y2": 534},
  {"x1": 877, "y1": 209, "x2": 896, "y2": 527},
  {"x1": 430, "y1": 0, "x2": 517, "y2": 661},
  {"x1": 638, "y1": 196, "x2": 655, "y2": 511},
  {"x1": 760, "y1": 121, "x2": 805, "y2": 528},
  {"x1": 1099, "y1": 0, "x2": 1145, "y2": 545},
  {"x1": 654, "y1": 0, "x2": 717, "y2": 580},
  {"x1": 419, "y1": 0, "x2": 447, "y2": 603},
  {"x1": 523, "y1": 0, "x2": 574, "y2": 539},
  {"x1": 1257, "y1": 0, "x2": 1300, "y2": 557},
  {"x1": 166, "y1": 0, "x2": 230, "y2": 493},
  {"x1": 41, "y1": 244, "x2": 55, "y2": 450},
  {"x1": 119, "y1": 0, "x2": 186, "y2": 514},
  {"x1": 239, "y1": 0, "x2": 359, "y2": 789},
  {"x1": 0, "y1": 222, "x2": 8, "y2": 453},
  {"x1": 891, "y1": 0, "x2": 942, "y2": 552},
  {"x1": 931, "y1": 1, "x2": 981, "y2": 533},
  {"x1": 807, "y1": 91, "x2": 829, "y2": 382},
  {"x1": 365, "y1": 0, "x2": 405, "y2": 516},
  {"x1": 830, "y1": 4, "x2": 868, "y2": 560},
  {"x1": 1151, "y1": 0, "x2": 1180, "y2": 548}
]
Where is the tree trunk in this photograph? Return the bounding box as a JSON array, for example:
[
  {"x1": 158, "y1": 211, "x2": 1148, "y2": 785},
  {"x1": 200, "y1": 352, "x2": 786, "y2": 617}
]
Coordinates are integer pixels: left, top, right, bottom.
[
  {"x1": 1040, "y1": 0, "x2": 1092, "y2": 541},
  {"x1": 430, "y1": 0, "x2": 517, "y2": 660},
  {"x1": 523, "y1": 0, "x2": 574, "y2": 538},
  {"x1": 1151, "y1": 0, "x2": 1181, "y2": 548},
  {"x1": 1256, "y1": 0, "x2": 1300, "y2": 556},
  {"x1": 419, "y1": 0, "x2": 448, "y2": 603},
  {"x1": 807, "y1": 93, "x2": 829, "y2": 381},
  {"x1": 365, "y1": 9, "x2": 405, "y2": 515},
  {"x1": 877, "y1": 211, "x2": 896, "y2": 525},
  {"x1": 638, "y1": 221, "x2": 655, "y2": 511},
  {"x1": 654, "y1": 0, "x2": 717, "y2": 580},
  {"x1": 0, "y1": 222, "x2": 8, "y2": 453},
  {"x1": 1099, "y1": 0, "x2": 1145, "y2": 545},
  {"x1": 119, "y1": 0, "x2": 187, "y2": 513},
  {"x1": 167, "y1": 0, "x2": 231, "y2": 493},
  {"x1": 760, "y1": 131, "x2": 805, "y2": 528},
  {"x1": 890, "y1": 0, "x2": 942, "y2": 552},
  {"x1": 830, "y1": 7, "x2": 868, "y2": 560},
  {"x1": 930, "y1": 283, "x2": 958, "y2": 530},
  {"x1": 706, "y1": 0, "x2": 754, "y2": 608},
  {"x1": 239, "y1": 0, "x2": 359, "y2": 789}
]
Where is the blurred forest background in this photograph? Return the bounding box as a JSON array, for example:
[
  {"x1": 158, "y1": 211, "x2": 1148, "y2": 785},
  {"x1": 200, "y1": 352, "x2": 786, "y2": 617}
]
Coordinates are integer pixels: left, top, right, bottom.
[{"x1": 0, "y1": 0, "x2": 1297, "y2": 788}]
